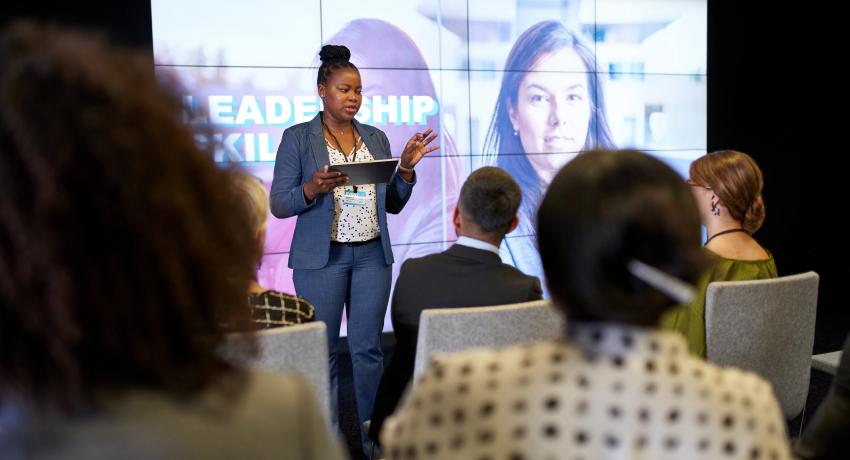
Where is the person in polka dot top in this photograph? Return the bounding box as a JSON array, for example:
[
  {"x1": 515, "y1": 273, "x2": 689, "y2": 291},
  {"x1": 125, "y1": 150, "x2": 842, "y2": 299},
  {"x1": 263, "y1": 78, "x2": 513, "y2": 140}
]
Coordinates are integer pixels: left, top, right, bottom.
[{"x1": 381, "y1": 150, "x2": 791, "y2": 460}]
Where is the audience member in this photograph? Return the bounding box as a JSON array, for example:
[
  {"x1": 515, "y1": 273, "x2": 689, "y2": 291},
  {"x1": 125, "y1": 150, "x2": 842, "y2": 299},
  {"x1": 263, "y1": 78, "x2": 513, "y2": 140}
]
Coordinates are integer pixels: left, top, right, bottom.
[
  {"x1": 381, "y1": 150, "x2": 791, "y2": 460},
  {"x1": 232, "y1": 172, "x2": 315, "y2": 328},
  {"x1": 368, "y1": 167, "x2": 541, "y2": 445},
  {"x1": 661, "y1": 150, "x2": 776, "y2": 357},
  {"x1": 0, "y1": 22, "x2": 343, "y2": 459}
]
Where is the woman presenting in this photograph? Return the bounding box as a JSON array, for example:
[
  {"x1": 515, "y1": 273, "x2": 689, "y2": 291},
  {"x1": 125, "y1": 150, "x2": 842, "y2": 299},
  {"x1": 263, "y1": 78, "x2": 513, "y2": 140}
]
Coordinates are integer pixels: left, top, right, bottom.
[{"x1": 269, "y1": 44, "x2": 438, "y2": 450}]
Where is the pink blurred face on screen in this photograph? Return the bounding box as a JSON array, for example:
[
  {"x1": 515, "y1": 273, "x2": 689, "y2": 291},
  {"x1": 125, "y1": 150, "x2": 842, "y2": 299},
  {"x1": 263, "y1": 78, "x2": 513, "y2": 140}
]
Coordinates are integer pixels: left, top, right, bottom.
[{"x1": 509, "y1": 47, "x2": 591, "y2": 184}]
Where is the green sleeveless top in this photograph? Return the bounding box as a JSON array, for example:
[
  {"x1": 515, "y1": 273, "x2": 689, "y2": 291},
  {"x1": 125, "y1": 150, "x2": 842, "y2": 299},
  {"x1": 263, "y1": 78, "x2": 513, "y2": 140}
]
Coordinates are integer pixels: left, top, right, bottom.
[{"x1": 659, "y1": 250, "x2": 777, "y2": 358}]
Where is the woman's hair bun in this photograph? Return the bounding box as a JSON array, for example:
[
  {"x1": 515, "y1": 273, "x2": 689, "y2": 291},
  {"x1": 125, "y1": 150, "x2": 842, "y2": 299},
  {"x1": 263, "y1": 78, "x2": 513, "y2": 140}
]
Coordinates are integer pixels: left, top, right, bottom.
[{"x1": 319, "y1": 44, "x2": 351, "y2": 63}]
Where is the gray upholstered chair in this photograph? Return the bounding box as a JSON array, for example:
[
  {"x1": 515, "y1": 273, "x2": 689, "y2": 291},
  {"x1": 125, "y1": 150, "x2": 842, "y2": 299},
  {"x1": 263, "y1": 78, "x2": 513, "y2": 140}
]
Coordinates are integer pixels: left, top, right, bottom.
[
  {"x1": 812, "y1": 350, "x2": 843, "y2": 376},
  {"x1": 705, "y1": 272, "x2": 819, "y2": 419},
  {"x1": 225, "y1": 322, "x2": 331, "y2": 423},
  {"x1": 413, "y1": 300, "x2": 565, "y2": 379}
]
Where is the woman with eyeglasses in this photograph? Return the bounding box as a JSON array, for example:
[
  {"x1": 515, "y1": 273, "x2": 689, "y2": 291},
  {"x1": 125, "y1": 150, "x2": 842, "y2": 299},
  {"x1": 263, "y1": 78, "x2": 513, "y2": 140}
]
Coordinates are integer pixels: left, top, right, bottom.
[{"x1": 661, "y1": 150, "x2": 777, "y2": 357}]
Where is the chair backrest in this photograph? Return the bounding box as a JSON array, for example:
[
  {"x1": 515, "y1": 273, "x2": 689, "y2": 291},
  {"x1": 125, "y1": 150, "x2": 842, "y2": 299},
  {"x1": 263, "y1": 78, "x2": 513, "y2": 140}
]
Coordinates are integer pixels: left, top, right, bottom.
[
  {"x1": 225, "y1": 322, "x2": 330, "y2": 423},
  {"x1": 413, "y1": 300, "x2": 565, "y2": 378},
  {"x1": 705, "y1": 271, "x2": 819, "y2": 419}
]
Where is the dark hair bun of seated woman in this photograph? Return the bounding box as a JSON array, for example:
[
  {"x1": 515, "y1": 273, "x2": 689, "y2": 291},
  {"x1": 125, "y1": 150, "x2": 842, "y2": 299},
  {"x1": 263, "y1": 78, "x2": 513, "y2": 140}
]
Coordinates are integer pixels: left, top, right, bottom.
[{"x1": 319, "y1": 45, "x2": 351, "y2": 63}]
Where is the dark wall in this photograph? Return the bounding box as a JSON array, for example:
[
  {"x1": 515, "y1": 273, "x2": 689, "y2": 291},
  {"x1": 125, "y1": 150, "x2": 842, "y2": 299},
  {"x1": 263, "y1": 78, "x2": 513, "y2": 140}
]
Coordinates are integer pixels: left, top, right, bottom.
[
  {"x1": 3, "y1": 1, "x2": 841, "y2": 350},
  {"x1": 1, "y1": 2, "x2": 152, "y2": 50},
  {"x1": 708, "y1": 3, "x2": 842, "y2": 352}
]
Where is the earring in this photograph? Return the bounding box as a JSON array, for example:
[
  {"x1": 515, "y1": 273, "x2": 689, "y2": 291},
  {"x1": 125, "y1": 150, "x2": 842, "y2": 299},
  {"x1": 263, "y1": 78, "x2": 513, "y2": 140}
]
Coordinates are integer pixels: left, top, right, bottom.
[
  {"x1": 513, "y1": 129, "x2": 519, "y2": 136},
  {"x1": 711, "y1": 201, "x2": 720, "y2": 216}
]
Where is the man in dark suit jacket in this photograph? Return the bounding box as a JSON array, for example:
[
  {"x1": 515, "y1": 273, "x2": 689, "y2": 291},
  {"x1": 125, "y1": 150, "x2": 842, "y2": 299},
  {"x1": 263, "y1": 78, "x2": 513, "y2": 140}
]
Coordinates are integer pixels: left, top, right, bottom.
[{"x1": 368, "y1": 167, "x2": 542, "y2": 445}]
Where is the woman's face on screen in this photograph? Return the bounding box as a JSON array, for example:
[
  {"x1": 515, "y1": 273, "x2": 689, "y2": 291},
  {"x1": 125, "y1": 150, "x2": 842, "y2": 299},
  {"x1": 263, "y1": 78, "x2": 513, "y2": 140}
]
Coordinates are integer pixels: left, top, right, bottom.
[{"x1": 509, "y1": 47, "x2": 592, "y2": 183}]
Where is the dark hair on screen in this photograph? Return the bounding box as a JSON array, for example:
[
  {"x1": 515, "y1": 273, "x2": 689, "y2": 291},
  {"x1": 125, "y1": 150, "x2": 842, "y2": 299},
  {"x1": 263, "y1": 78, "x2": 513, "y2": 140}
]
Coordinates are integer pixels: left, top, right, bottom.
[
  {"x1": 0, "y1": 21, "x2": 257, "y2": 413},
  {"x1": 316, "y1": 44, "x2": 359, "y2": 87},
  {"x1": 459, "y1": 167, "x2": 521, "y2": 235},
  {"x1": 537, "y1": 150, "x2": 710, "y2": 326},
  {"x1": 484, "y1": 20, "x2": 617, "y2": 222}
]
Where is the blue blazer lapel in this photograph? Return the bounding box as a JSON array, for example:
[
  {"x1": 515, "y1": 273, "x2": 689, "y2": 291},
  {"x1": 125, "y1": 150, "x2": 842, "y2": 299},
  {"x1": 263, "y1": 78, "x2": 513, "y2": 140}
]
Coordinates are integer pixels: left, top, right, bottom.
[
  {"x1": 308, "y1": 113, "x2": 328, "y2": 170},
  {"x1": 310, "y1": 114, "x2": 388, "y2": 167},
  {"x1": 354, "y1": 118, "x2": 388, "y2": 159}
]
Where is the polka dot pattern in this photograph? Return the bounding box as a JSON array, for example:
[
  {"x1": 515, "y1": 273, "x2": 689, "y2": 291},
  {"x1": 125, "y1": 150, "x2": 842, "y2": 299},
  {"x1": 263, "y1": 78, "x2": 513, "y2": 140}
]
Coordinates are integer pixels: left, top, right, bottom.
[{"x1": 381, "y1": 323, "x2": 793, "y2": 459}]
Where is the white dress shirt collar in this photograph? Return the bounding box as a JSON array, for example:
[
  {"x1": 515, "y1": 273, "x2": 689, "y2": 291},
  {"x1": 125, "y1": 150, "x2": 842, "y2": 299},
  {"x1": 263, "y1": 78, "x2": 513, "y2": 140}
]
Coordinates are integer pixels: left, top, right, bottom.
[{"x1": 455, "y1": 236, "x2": 500, "y2": 255}]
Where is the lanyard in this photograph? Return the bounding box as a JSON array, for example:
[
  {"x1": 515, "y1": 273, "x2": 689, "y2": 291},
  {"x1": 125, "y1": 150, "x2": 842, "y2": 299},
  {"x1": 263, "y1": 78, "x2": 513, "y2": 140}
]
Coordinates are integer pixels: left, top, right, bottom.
[
  {"x1": 321, "y1": 112, "x2": 362, "y2": 192},
  {"x1": 321, "y1": 113, "x2": 361, "y2": 162}
]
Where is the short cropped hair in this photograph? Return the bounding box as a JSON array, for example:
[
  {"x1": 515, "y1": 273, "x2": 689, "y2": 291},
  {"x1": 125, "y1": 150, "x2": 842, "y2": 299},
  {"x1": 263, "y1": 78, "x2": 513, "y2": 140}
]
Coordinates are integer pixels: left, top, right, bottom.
[
  {"x1": 459, "y1": 167, "x2": 522, "y2": 235},
  {"x1": 537, "y1": 150, "x2": 710, "y2": 325}
]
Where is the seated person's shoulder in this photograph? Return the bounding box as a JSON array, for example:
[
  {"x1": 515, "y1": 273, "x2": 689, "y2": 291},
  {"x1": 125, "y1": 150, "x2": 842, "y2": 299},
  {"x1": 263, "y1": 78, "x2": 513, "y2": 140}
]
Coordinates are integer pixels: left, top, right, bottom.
[
  {"x1": 507, "y1": 263, "x2": 541, "y2": 282},
  {"x1": 497, "y1": 263, "x2": 543, "y2": 294},
  {"x1": 249, "y1": 290, "x2": 315, "y2": 326},
  {"x1": 709, "y1": 237, "x2": 771, "y2": 262},
  {"x1": 243, "y1": 371, "x2": 315, "y2": 403},
  {"x1": 206, "y1": 371, "x2": 344, "y2": 458},
  {"x1": 191, "y1": 371, "x2": 325, "y2": 426},
  {"x1": 401, "y1": 253, "x2": 437, "y2": 268},
  {"x1": 397, "y1": 252, "x2": 450, "y2": 276},
  {"x1": 104, "y1": 372, "x2": 319, "y2": 434},
  {"x1": 692, "y1": 359, "x2": 785, "y2": 420},
  {"x1": 421, "y1": 341, "x2": 558, "y2": 385},
  {"x1": 249, "y1": 289, "x2": 309, "y2": 306}
]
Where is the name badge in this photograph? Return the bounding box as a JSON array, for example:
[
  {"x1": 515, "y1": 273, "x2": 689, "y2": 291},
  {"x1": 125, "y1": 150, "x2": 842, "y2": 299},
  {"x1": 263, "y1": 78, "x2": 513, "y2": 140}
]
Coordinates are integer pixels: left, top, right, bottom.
[{"x1": 342, "y1": 187, "x2": 369, "y2": 207}]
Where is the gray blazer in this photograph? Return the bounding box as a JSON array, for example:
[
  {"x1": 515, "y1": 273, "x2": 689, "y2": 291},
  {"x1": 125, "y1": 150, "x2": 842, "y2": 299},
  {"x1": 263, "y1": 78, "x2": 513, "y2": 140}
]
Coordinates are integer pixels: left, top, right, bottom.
[
  {"x1": 270, "y1": 113, "x2": 415, "y2": 269},
  {"x1": 0, "y1": 372, "x2": 346, "y2": 460}
]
